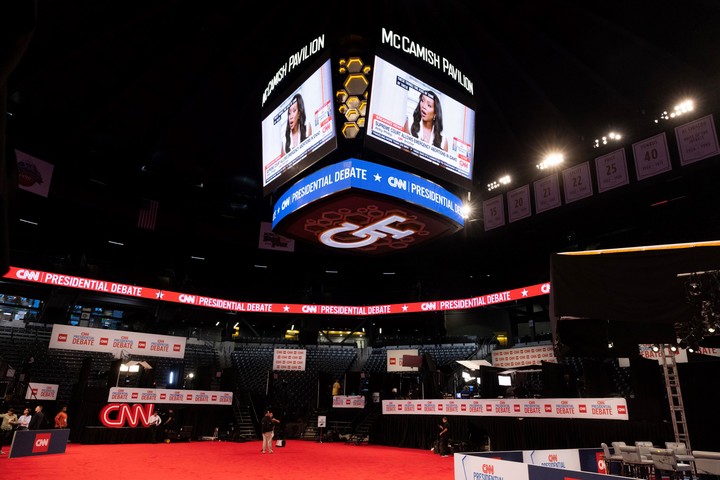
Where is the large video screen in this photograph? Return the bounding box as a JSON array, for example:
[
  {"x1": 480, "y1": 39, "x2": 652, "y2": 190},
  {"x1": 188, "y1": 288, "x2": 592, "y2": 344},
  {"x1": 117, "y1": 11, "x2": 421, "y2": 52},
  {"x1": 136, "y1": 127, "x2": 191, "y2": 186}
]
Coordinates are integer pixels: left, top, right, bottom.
[
  {"x1": 366, "y1": 55, "x2": 475, "y2": 190},
  {"x1": 261, "y1": 57, "x2": 337, "y2": 196}
]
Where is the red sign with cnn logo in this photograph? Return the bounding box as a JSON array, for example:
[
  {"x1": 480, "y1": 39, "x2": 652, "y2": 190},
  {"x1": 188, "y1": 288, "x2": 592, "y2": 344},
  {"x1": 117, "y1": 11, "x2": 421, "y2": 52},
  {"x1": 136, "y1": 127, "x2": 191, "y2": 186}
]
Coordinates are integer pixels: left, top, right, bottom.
[{"x1": 32, "y1": 433, "x2": 52, "y2": 453}]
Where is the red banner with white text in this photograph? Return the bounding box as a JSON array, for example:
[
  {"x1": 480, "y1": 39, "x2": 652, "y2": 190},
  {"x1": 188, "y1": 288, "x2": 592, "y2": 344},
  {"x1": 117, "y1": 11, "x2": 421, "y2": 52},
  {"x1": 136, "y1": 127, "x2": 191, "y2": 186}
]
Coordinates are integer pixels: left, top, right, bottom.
[{"x1": 4, "y1": 266, "x2": 550, "y2": 316}]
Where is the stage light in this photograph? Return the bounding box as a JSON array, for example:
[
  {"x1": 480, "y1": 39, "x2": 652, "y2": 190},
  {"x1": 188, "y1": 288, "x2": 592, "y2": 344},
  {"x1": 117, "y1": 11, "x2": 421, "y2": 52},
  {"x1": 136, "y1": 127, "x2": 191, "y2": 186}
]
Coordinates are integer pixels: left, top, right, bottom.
[
  {"x1": 593, "y1": 131, "x2": 622, "y2": 148},
  {"x1": 651, "y1": 344, "x2": 660, "y2": 352},
  {"x1": 654, "y1": 98, "x2": 695, "y2": 123},
  {"x1": 489, "y1": 175, "x2": 511, "y2": 191},
  {"x1": 536, "y1": 153, "x2": 564, "y2": 170}
]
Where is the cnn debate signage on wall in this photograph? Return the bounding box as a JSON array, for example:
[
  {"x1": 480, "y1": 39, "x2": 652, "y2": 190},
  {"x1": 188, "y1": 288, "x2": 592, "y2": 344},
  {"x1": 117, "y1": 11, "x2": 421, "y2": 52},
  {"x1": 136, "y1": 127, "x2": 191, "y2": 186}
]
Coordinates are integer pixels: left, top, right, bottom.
[
  {"x1": 49, "y1": 324, "x2": 186, "y2": 359},
  {"x1": 25, "y1": 382, "x2": 59, "y2": 400},
  {"x1": 108, "y1": 387, "x2": 233, "y2": 406},
  {"x1": 381, "y1": 397, "x2": 628, "y2": 420}
]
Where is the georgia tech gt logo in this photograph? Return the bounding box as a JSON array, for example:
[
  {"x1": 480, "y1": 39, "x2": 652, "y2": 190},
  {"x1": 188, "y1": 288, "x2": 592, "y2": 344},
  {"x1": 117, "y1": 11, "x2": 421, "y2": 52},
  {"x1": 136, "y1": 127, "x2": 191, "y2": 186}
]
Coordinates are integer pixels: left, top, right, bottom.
[{"x1": 319, "y1": 215, "x2": 415, "y2": 249}]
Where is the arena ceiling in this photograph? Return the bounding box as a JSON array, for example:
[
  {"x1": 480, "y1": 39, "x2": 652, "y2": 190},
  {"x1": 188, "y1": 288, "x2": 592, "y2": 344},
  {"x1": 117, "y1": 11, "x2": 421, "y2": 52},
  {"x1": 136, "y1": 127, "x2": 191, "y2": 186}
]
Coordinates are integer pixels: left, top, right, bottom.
[{"x1": 3, "y1": 0, "x2": 720, "y2": 330}]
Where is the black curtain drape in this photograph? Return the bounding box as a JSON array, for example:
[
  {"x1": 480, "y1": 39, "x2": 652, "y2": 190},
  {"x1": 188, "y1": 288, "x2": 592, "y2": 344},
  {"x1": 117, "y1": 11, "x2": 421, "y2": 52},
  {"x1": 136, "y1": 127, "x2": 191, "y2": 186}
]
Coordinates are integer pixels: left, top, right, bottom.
[{"x1": 374, "y1": 415, "x2": 672, "y2": 452}]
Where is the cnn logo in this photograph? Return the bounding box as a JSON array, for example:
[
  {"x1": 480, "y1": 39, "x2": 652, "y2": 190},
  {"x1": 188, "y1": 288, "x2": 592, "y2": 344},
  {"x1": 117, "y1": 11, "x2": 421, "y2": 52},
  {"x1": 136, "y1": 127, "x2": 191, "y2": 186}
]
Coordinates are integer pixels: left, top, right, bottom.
[{"x1": 32, "y1": 433, "x2": 52, "y2": 453}]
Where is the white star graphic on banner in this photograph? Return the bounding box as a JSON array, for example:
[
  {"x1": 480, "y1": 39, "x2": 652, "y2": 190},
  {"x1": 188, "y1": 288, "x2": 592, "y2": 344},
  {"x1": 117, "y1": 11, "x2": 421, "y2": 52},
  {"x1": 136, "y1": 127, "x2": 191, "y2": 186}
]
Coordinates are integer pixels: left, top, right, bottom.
[
  {"x1": 156, "y1": 291, "x2": 164, "y2": 299},
  {"x1": 283, "y1": 305, "x2": 290, "y2": 312},
  {"x1": 374, "y1": 173, "x2": 382, "y2": 182},
  {"x1": 402, "y1": 305, "x2": 408, "y2": 311},
  {"x1": 521, "y1": 289, "x2": 528, "y2": 297}
]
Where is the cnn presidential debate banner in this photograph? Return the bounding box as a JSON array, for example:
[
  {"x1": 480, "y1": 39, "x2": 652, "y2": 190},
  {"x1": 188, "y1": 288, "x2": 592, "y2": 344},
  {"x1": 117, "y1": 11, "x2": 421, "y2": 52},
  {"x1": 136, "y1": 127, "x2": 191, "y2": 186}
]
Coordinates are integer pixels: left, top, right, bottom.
[
  {"x1": 108, "y1": 387, "x2": 233, "y2": 405},
  {"x1": 49, "y1": 324, "x2": 186, "y2": 359},
  {"x1": 25, "y1": 382, "x2": 59, "y2": 400},
  {"x1": 382, "y1": 397, "x2": 628, "y2": 420}
]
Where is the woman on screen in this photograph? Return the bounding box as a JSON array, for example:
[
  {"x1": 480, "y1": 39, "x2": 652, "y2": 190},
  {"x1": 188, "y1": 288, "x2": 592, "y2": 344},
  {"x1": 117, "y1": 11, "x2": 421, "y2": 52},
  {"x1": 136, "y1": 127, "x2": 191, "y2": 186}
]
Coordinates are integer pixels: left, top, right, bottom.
[
  {"x1": 281, "y1": 93, "x2": 312, "y2": 156},
  {"x1": 403, "y1": 90, "x2": 448, "y2": 152}
]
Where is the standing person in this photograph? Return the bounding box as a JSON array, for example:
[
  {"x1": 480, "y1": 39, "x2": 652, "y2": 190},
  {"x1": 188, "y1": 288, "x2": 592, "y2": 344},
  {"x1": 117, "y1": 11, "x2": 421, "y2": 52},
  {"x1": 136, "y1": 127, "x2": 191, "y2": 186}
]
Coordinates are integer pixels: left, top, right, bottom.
[
  {"x1": 403, "y1": 90, "x2": 448, "y2": 151},
  {"x1": 28, "y1": 405, "x2": 46, "y2": 430},
  {"x1": 332, "y1": 378, "x2": 342, "y2": 396},
  {"x1": 162, "y1": 409, "x2": 176, "y2": 440},
  {"x1": 54, "y1": 405, "x2": 68, "y2": 428},
  {"x1": 437, "y1": 416, "x2": 451, "y2": 457},
  {"x1": 260, "y1": 410, "x2": 280, "y2": 454},
  {"x1": 16, "y1": 407, "x2": 31, "y2": 431},
  {"x1": 148, "y1": 410, "x2": 161, "y2": 443},
  {"x1": 0, "y1": 407, "x2": 17, "y2": 454},
  {"x1": 280, "y1": 93, "x2": 312, "y2": 156}
]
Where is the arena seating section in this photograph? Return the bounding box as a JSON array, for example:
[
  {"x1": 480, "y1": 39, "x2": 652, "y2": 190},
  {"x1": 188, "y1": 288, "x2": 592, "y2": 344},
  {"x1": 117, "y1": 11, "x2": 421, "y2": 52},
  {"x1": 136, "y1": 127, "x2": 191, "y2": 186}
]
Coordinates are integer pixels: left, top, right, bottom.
[{"x1": 1, "y1": 324, "x2": 634, "y2": 410}]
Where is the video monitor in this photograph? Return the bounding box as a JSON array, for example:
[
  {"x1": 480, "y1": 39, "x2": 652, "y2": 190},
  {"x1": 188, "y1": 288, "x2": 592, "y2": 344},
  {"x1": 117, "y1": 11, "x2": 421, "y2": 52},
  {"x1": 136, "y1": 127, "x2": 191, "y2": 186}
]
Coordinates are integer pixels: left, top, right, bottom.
[
  {"x1": 498, "y1": 375, "x2": 512, "y2": 387},
  {"x1": 261, "y1": 56, "x2": 337, "y2": 196},
  {"x1": 366, "y1": 54, "x2": 475, "y2": 190}
]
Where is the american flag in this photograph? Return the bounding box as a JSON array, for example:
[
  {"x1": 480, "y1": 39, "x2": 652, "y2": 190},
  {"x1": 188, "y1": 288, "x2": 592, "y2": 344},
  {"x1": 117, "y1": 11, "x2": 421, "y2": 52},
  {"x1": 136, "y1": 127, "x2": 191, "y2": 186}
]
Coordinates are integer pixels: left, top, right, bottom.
[{"x1": 137, "y1": 199, "x2": 159, "y2": 230}]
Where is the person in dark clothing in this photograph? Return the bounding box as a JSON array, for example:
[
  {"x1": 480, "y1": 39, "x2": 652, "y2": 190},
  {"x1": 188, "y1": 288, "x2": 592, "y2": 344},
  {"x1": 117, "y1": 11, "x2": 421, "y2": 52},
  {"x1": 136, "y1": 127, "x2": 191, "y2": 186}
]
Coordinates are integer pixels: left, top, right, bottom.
[
  {"x1": 28, "y1": 405, "x2": 46, "y2": 430},
  {"x1": 438, "y1": 416, "x2": 451, "y2": 457},
  {"x1": 162, "y1": 409, "x2": 176, "y2": 440},
  {"x1": 260, "y1": 410, "x2": 280, "y2": 454}
]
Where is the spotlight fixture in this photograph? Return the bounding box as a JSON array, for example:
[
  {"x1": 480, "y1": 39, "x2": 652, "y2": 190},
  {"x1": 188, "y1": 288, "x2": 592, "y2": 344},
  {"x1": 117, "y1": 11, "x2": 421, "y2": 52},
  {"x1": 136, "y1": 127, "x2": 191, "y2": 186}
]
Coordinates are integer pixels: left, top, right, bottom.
[
  {"x1": 487, "y1": 175, "x2": 511, "y2": 191},
  {"x1": 593, "y1": 131, "x2": 622, "y2": 148},
  {"x1": 536, "y1": 153, "x2": 564, "y2": 170},
  {"x1": 654, "y1": 99, "x2": 695, "y2": 123},
  {"x1": 651, "y1": 344, "x2": 660, "y2": 353}
]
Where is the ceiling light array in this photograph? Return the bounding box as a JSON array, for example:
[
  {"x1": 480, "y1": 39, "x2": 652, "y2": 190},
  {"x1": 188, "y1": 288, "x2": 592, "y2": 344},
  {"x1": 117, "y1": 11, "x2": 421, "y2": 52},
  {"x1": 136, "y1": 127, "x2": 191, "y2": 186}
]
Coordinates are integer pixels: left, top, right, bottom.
[
  {"x1": 593, "y1": 131, "x2": 622, "y2": 149},
  {"x1": 650, "y1": 344, "x2": 678, "y2": 353},
  {"x1": 654, "y1": 99, "x2": 695, "y2": 123},
  {"x1": 675, "y1": 270, "x2": 720, "y2": 352},
  {"x1": 536, "y1": 153, "x2": 564, "y2": 170},
  {"x1": 487, "y1": 175, "x2": 511, "y2": 192}
]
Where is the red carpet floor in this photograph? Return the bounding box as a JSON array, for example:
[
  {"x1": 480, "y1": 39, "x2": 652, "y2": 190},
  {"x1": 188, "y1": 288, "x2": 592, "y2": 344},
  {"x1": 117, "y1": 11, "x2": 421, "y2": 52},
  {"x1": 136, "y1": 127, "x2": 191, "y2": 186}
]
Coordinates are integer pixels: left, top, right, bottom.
[{"x1": 1, "y1": 440, "x2": 455, "y2": 480}]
